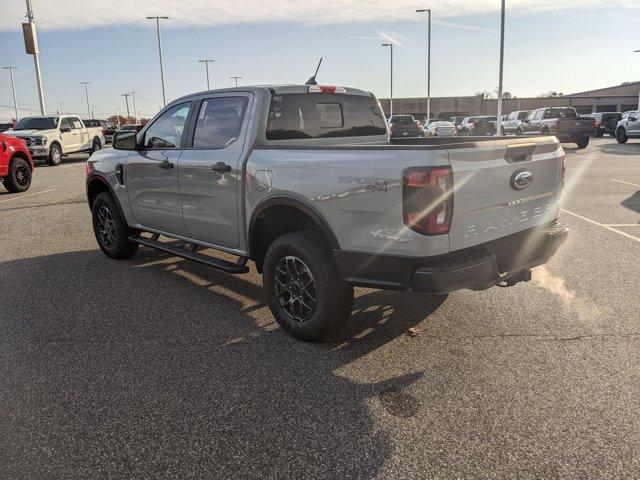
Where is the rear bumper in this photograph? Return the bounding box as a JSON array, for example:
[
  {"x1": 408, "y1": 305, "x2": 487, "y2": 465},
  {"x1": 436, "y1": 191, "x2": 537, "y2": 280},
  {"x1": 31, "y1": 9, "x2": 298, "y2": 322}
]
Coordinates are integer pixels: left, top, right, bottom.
[{"x1": 335, "y1": 222, "x2": 568, "y2": 294}]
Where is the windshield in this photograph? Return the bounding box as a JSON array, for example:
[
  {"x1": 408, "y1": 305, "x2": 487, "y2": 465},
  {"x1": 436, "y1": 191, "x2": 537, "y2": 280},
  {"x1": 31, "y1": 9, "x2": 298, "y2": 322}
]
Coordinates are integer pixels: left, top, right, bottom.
[{"x1": 13, "y1": 117, "x2": 58, "y2": 130}]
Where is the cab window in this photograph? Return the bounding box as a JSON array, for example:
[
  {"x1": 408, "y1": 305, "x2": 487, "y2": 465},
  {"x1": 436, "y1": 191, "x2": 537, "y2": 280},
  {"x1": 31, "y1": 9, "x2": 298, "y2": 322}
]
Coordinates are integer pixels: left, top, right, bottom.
[
  {"x1": 60, "y1": 118, "x2": 72, "y2": 130},
  {"x1": 142, "y1": 102, "x2": 192, "y2": 149},
  {"x1": 192, "y1": 97, "x2": 248, "y2": 149}
]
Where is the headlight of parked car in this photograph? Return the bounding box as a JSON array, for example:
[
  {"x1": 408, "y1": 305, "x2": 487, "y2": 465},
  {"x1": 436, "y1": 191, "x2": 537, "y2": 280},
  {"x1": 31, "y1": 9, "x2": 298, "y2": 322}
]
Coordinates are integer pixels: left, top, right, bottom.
[{"x1": 31, "y1": 137, "x2": 47, "y2": 146}]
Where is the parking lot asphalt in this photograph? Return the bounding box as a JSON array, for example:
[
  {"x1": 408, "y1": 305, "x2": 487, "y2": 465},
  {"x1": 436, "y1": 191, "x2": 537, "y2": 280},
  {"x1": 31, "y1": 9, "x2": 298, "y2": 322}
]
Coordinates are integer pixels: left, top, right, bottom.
[{"x1": 1, "y1": 137, "x2": 639, "y2": 479}]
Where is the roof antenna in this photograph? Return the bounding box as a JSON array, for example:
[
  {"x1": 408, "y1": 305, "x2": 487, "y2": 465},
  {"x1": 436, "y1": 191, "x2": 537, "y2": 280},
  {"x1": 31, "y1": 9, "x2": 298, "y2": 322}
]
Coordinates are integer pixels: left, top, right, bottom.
[{"x1": 305, "y1": 57, "x2": 323, "y2": 85}]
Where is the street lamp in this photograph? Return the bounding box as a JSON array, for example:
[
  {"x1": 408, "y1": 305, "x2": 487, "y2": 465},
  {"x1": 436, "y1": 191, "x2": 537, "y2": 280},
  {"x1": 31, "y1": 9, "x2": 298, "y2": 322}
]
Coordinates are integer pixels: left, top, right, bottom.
[
  {"x1": 24, "y1": 0, "x2": 45, "y2": 114},
  {"x1": 635, "y1": 50, "x2": 640, "y2": 109},
  {"x1": 416, "y1": 9, "x2": 431, "y2": 123},
  {"x1": 80, "y1": 81, "x2": 91, "y2": 119},
  {"x1": 146, "y1": 16, "x2": 169, "y2": 106},
  {"x1": 2, "y1": 66, "x2": 21, "y2": 121},
  {"x1": 496, "y1": 0, "x2": 506, "y2": 136},
  {"x1": 198, "y1": 59, "x2": 215, "y2": 90},
  {"x1": 382, "y1": 43, "x2": 394, "y2": 118},
  {"x1": 230, "y1": 76, "x2": 242, "y2": 87}
]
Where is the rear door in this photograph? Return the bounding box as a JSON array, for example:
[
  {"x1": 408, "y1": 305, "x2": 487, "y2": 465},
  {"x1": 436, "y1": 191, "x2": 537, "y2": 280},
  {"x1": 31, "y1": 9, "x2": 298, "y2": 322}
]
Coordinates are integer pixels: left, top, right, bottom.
[
  {"x1": 125, "y1": 101, "x2": 193, "y2": 235},
  {"x1": 178, "y1": 93, "x2": 252, "y2": 248},
  {"x1": 448, "y1": 138, "x2": 562, "y2": 252}
]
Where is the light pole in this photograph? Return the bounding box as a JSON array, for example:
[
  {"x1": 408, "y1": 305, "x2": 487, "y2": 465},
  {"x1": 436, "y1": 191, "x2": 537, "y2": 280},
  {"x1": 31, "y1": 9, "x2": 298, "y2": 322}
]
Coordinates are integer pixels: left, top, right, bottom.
[
  {"x1": 122, "y1": 93, "x2": 131, "y2": 119},
  {"x1": 146, "y1": 16, "x2": 169, "y2": 106},
  {"x1": 24, "y1": 0, "x2": 45, "y2": 114},
  {"x1": 382, "y1": 43, "x2": 394, "y2": 118},
  {"x1": 496, "y1": 0, "x2": 506, "y2": 136},
  {"x1": 2, "y1": 66, "x2": 21, "y2": 121},
  {"x1": 230, "y1": 76, "x2": 242, "y2": 87},
  {"x1": 80, "y1": 81, "x2": 91, "y2": 119},
  {"x1": 130, "y1": 91, "x2": 138, "y2": 123},
  {"x1": 635, "y1": 50, "x2": 640, "y2": 109},
  {"x1": 198, "y1": 59, "x2": 214, "y2": 90},
  {"x1": 416, "y1": 9, "x2": 431, "y2": 123}
]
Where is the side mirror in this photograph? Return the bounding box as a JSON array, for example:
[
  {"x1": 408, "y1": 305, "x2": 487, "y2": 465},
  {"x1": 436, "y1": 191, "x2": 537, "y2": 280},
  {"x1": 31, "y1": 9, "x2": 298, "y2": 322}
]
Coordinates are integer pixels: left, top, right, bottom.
[
  {"x1": 113, "y1": 131, "x2": 138, "y2": 150},
  {"x1": 60, "y1": 126, "x2": 71, "y2": 133},
  {"x1": 630, "y1": 116, "x2": 638, "y2": 122}
]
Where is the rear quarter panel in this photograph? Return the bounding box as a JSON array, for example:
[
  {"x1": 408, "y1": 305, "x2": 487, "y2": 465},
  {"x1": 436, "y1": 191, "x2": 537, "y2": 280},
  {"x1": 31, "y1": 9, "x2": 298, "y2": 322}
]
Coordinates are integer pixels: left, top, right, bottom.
[{"x1": 246, "y1": 147, "x2": 451, "y2": 257}]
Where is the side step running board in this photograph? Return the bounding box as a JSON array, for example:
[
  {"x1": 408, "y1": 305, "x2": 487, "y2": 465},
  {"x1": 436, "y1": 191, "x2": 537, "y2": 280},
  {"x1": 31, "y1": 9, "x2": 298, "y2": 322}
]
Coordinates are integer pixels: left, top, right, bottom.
[{"x1": 129, "y1": 235, "x2": 249, "y2": 274}]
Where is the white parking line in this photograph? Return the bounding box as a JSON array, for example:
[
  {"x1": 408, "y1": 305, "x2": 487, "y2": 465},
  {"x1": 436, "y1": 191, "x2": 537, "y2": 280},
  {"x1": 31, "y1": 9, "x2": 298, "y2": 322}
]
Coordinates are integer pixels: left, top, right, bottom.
[
  {"x1": 604, "y1": 224, "x2": 640, "y2": 227},
  {"x1": 0, "y1": 188, "x2": 56, "y2": 204},
  {"x1": 611, "y1": 178, "x2": 640, "y2": 188},
  {"x1": 561, "y1": 209, "x2": 640, "y2": 243}
]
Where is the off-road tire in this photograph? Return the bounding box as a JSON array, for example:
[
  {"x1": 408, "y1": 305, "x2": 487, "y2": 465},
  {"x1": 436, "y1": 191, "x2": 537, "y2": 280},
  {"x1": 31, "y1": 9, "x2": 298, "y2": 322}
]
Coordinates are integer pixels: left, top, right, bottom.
[
  {"x1": 263, "y1": 230, "x2": 354, "y2": 341},
  {"x1": 576, "y1": 136, "x2": 589, "y2": 149},
  {"x1": 91, "y1": 192, "x2": 139, "y2": 259},
  {"x1": 47, "y1": 143, "x2": 63, "y2": 166},
  {"x1": 594, "y1": 129, "x2": 604, "y2": 138},
  {"x1": 3, "y1": 157, "x2": 31, "y2": 193},
  {"x1": 616, "y1": 129, "x2": 628, "y2": 144}
]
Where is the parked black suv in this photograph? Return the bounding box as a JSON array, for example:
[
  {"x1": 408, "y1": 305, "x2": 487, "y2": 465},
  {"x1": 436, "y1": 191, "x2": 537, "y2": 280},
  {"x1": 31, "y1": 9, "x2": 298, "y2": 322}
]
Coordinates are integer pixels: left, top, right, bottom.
[
  {"x1": 581, "y1": 112, "x2": 622, "y2": 137},
  {"x1": 458, "y1": 116, "x2": 497, "y2": 136}
]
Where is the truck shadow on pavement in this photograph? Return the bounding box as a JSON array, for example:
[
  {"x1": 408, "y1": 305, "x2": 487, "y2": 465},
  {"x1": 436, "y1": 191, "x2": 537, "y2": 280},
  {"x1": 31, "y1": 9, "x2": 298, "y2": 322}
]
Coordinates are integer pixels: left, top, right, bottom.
[
  {"x1": 621, "y1": 190, "x2": 640, "y2": 215},
  {"x1": 0, "y1": 247, "x2": 446, "y2": 479}
]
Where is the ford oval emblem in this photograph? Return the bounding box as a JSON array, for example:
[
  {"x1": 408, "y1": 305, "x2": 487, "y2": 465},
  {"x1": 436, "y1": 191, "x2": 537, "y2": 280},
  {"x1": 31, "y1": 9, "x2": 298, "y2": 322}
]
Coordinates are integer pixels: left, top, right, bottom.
[{"x1": 510, "y1": 170, "x2": 533, "y2": 190}]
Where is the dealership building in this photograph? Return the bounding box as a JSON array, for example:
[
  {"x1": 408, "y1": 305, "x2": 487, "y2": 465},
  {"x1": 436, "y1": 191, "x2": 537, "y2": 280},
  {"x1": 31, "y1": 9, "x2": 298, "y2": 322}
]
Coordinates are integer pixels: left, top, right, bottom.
[{"x1": 379, "y1": 81, "x2": 640, "y2": 121}]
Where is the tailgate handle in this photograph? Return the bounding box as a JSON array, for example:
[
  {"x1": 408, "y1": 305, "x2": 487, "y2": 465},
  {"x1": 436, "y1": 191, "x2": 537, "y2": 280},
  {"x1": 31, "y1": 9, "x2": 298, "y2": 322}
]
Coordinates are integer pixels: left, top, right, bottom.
[{"x1": 505, "y1": 143, "x2": 536, "y2": 163}]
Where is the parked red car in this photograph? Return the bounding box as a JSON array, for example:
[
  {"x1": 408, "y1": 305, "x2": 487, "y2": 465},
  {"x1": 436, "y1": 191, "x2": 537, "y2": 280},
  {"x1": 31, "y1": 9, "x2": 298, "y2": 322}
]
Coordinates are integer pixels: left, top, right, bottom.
[{"x1": 1, "y1": 133, "x2": 34, "y2": 193}]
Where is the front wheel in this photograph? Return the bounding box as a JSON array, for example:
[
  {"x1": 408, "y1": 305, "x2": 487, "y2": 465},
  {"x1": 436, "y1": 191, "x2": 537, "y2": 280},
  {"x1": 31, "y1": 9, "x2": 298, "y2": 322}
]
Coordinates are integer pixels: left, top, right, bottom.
[
  {"x1": 47, "y1": 143, "x2": 62, "y2": 166},
  {"x1": 616, "y1": 129, "x2": 628, "y2": 144},
  {"x1": 263, "y1": 230, "x2": 354, "y2": 341},
  {"x1": 2, "y1": 157, "x2": 32, "y2": 193},
  {"x1": 576, "y1": 136, "x2": 589, "y2": 149},
  {"x1": 91, "y1": 192, "x2": 139, "y2": 259}
]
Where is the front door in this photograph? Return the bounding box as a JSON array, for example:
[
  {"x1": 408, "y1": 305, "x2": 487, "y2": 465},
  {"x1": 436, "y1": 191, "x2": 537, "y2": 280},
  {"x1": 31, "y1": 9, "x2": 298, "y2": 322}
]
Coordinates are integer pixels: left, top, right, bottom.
[
  {"x1": 178, "y1": 94, "x2": 252, "y2": 248},
  {"x1": 628, "y1": 113, "x2": 640, "y2": 137},
  {"x1": 69, "y1": 117, "x2": 86, "y2": 150},
  {"x1": 59, "y1": 117, "x2": 76, "y2": 153},
  {"x1": 126, "y1": 101, "x2": 193, "y2": 235}
]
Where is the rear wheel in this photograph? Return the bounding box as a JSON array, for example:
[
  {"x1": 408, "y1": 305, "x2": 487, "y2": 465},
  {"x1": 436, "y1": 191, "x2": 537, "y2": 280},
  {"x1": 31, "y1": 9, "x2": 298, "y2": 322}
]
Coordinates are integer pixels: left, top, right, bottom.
[
  {"x1": 47, "y1": 143, "x2": 62, "y2": 166},
  {"x1": 616, "y1": 129, "x2": 628, "y2": 144},
  {"x1": 594, "y1": 129, "x2": 604, "y2": 138},
  {"x1": 91, "y1": 192, "x2": 138, "y2": 259},
  {"x1": 576, "y1": 136, "x2": 589, "y2": 149},
  {"x1": 263, "y1": 230, "x2": 353, "y2": 341},
  {"x1": 2, "y1": 157, "x2": 31, "y2": 193}
]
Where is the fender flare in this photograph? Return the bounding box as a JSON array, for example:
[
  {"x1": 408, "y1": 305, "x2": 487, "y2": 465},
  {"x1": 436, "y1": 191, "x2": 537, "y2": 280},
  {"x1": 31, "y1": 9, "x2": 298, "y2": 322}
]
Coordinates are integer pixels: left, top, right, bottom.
[
  {"x1": 86, "y1": 174, "x2": 127, "y2": 220},
  {"x1": 248, "y1": 195, "x2": 340, "y2": 257}
]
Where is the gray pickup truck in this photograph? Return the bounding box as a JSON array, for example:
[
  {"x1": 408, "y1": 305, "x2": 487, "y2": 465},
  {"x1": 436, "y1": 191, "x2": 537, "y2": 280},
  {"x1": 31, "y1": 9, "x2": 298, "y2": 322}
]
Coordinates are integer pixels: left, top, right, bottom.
[{"x1": 86, "y1": 84, "x2": 568, "y2": 341}]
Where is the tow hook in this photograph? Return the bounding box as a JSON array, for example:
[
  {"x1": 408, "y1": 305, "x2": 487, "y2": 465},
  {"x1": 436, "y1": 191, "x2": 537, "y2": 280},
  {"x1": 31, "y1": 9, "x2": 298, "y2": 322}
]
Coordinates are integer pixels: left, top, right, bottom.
[{"x1": 498, "y1": 268, "x2": 532, "y2": 287}]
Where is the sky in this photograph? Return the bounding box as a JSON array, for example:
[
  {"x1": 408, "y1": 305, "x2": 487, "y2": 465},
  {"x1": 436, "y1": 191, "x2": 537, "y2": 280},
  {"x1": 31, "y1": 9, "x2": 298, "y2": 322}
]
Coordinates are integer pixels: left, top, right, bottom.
[{"x1": 0, "y1": 0, "x2": 639, "y2": 121}]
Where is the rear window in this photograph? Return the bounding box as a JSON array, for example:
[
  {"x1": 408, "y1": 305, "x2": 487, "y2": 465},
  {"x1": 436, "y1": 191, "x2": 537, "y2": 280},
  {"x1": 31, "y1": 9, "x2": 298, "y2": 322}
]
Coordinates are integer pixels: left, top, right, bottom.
[
  {"x1": 389, "y1": 115, "x2": 415, "y2": 125},
  {"x1": 266, "y1": 93, "x2": 386, "y2": 140},
  {"x1": 518, "y1": 111, "x2": 529, "y2": 120},
  {"x1": 545, "y1": 108, "x2": 577, "y2": 119}
]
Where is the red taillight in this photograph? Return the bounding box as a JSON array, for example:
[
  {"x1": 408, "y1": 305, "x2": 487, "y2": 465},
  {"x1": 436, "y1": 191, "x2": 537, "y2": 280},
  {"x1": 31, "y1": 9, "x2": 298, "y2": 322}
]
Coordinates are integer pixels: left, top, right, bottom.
[
  {"x1": 308, "y1": 85, "x2": 346, "y2": 94},
  {"x1": 403, "y1": 166, "x2": 453, "y2": 235},
  {"x1": 592, "y1": 119, "x2": 597, "y2": 128}
]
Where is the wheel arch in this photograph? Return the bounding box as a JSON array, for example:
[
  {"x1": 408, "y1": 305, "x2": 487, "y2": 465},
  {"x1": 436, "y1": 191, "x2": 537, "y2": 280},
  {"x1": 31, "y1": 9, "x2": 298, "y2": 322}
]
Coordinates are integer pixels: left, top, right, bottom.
[
  {"x1": 86, "y1": 174, "x2": 127, "y2": 220},
  {"x1": 49, "y1": 140, "x2": 62, "y2": 154},
  {"x1": 9, "y1": 151, "x2": 33, "y2": 171},
  {"x1": 248, "y1": 196, "x2": 340, "y2": 273}
]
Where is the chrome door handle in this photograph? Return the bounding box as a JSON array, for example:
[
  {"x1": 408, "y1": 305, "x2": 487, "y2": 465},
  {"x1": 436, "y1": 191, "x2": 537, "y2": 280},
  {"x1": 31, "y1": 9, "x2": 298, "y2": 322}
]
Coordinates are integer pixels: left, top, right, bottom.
[{"x1": 211, "y1": 162, "x2": 232, "y2": 173}]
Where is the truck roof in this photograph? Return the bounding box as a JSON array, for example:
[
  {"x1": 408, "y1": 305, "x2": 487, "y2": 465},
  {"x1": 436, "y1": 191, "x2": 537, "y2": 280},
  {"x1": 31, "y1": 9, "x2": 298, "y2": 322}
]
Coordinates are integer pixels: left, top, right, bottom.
[{"x1": 171, "y1": 84, "x2": 373, "y2": 104}]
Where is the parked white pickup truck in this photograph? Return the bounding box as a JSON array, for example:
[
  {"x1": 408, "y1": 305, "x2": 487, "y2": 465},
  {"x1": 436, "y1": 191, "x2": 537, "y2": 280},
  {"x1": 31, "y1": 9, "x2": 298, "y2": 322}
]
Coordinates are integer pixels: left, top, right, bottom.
[{"x1": 5, "y1": 115, "x2": 104, "y2": 166}]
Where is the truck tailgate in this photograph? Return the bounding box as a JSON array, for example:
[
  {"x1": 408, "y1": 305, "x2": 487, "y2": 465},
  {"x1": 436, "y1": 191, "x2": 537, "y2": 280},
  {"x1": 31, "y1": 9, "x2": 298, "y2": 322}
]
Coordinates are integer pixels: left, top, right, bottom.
[{"x1": 448, "y1": 138, "x2": 563, "y2": 251}]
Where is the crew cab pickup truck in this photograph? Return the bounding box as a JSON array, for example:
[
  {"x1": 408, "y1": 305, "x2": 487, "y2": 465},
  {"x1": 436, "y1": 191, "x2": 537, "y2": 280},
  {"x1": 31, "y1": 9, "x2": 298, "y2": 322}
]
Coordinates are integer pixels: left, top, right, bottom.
[
  {"x1": 1, "y1": 133, "x2": 34, "y2": 193},
  {"x1": 5, "y1": 115, "x2": 104, "y2": 166},
  {"x1": 86, "y1": 84, "x2": 568, "y2": 341},
  {"x1": 521, "y1": 107, "x2": 594, "y2": 148}
]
